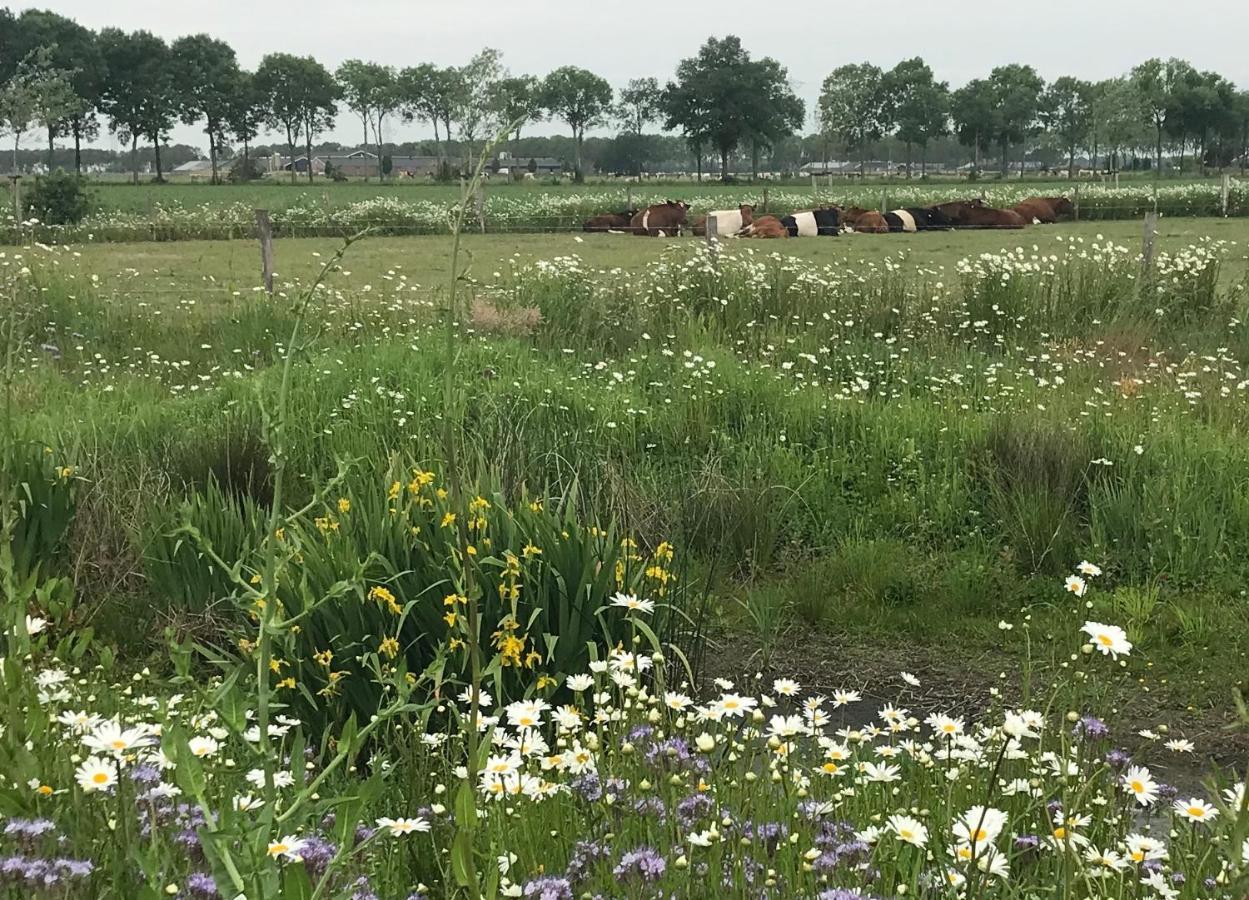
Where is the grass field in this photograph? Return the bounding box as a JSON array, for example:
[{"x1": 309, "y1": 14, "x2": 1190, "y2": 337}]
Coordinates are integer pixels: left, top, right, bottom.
[{"x1": 5, "y1": 214, "x2": 1249, "y2": 897}]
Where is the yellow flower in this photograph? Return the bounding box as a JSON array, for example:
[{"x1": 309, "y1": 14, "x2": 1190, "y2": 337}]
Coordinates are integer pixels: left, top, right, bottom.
[
  {"x1": 524, "y1": 649, "x2": 541, "y2": 669},
  {"x1": 448, "y1": 637, "x2": 465, "y2": 651},
  {"x1": 337, "y1": 497, "x2": 351, "y2": 514},
  {"x1": 379, "y1": 637, "x2": 400, "y2": 659},
  {"x1": 522, "y1": 543, "x2": 542, "y2": 559},
  {"x1": 387, "y1": 480, "x2": 402, "y2": 501},
  {"x1": 369, "y1": 586, "x2": 402, "y2": 615},
  {"x1": 55, "y1": 465, "x2": 75, "y2": 480},
  {"x1": 238, "y1": 638, "x2": 257, "y2": 654},
  {"x1": 441, "y1": 512, "x2": 457, "y2": 528},
  {"x1": 249, "y1": 574, "x2": 262, "y2": 585},
  {"x1": 313, "y1": 649, "x2": 334, "y2": 668},
  {"x1": 529, "y1": 500, "x2": 543, "y2": 512},
  {"x1": 276, "y1": 677, "x2": 295, "y2": 690},
  {"x1": 444, "y1": 611, "x2": 458, "y2": 628},
  {"x1": 274, "y1": 528, "x2": 285, "y2": 542},
  {"x1": 268, "y1": 658, "x2": 288, "y2": 673},
  {"x1": 36, "y1": 784, "x2": 53, "y2": 796},
  {"x1": 536, "y1": 674, "x2": 556, "y2": 690},
  {"x1": 466, "y1": 545, "x2": 477, "y2": 556}
]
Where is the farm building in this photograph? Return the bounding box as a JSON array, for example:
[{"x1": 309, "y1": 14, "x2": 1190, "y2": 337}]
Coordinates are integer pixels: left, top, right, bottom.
[
  {"x1": 489, "y1": 153, "x2": 564, "y2": 176},
  {"x1": 171, "y1": 158, "x2": 238, "y2": 180}
]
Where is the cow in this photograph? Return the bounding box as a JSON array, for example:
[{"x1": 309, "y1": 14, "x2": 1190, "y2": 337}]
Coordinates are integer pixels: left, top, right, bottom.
[
  {"x1": 882, "y1": 207, "x2": 956, "y2": 232},
  {"x1": 841, "y1": 207, "x2": 889, "y2": 234},
  {"x1": 1013, "y1": 196, "x2": 1073, "y2": 224},
  {"x1": 932, "y1": 199, "x2": 1026, "y2": 230},
  {"x1": 583, "y1": 210, "x2": 637, "y2": 232},
  {"x1": 778, "y1": 207, "x2": 841, "y2": 237},
  {"x1": 691, "y1": 204, "x2": 755, "y2": 237},
  {"x1": 740, "y1": 215, "x2": 789, "y2": 238},
  {"x1": 631, "y1": 200, "x2": 690, "y2": 237}
]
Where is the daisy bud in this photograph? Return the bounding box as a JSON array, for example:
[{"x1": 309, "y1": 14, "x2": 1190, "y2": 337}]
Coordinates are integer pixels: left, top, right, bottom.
[
  {"x1": 1066, "y1": 711, "x2": 1080, "y2": 722},
  {"x1": 668, "y1": 774, "x2": 682, "y2": 787},
  {"x1": 1081, "y1": 644, "x2": 1094, "y2": 654},
  {"x1": 745, "y1": 771, "x2": 757, "y2": 782},
  {"x1": 638, "y1": 779, "x2": 651, "y2": 791},
  {"x1": 804, "y1": 848, "x2": 822, "y2": 861},
  {"x1": 674, "y1": 855, "x2": 688, "y2": 869},
  {"x1": 695, "y1": 732, "x2": 716, "y2": 752},
  {"x1": 651, "y1": 652, "x2": 664, "y2": 664},
  {"x1": 621, "y1": 742, "x2": 635, "y2": 755}
]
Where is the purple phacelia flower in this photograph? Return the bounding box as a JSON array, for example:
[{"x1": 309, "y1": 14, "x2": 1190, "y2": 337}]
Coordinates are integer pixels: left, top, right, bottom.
[{"x1": 613, "y1": 847, "x2": 666, "y2": 884}]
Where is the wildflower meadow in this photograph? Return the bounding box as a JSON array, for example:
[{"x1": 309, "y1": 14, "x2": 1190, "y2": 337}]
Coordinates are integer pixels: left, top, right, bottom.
[{"x1": 3, "y1": 157, "x2": 1249, "y2": 898}]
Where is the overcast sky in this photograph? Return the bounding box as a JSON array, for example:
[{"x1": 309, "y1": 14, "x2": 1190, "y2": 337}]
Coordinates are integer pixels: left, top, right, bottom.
[{"x1": 13, "y1": 0, "x2": 1249, "y2": 152}]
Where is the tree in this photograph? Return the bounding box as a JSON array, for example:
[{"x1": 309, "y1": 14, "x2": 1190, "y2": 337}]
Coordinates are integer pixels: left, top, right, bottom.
[
  {"x1": 1166, "y1": 69, "x2": 1236, "y2": 174},
  {"x1": 226, "y1": 70, "x2": 267, "y2": 172},
  {"x1": 1042, "y1": 76, "x2": 1093, "y2": 177},
  {"x1": 884, "y1": 57, "x2": 948, "y2": 177},
  {"x1": 1090, "y1": 77, "x2": 1148, "y2": 172},
  {"x1": 616, "y1": 77, "x2": 663, "y2": 135},
  {"x1": 664, "y1": 36, "x2": 803, "y2": 181},
  {"x1": 397, "y1": 63, "x2": 465, "y2": 168},
  {"x1": 950, "y1": 79, "x2": 997, "y2": 171},
  {"x1": 742, "y1": 57, "x2": 805, "y2": 180},
  {"x1": 456, "y1": 49, "x2": 505, "y2": 162},
  {"x1": 337, "y1": 60, "x2": 399, "y2": 179},
  {"x1": 987, "y1": 64, "x2": 1044, "y2": 176},
  {"x1": 256, "y1": 54, "x2": 338, "y2": 183},
  {"x1": 819, "y1": 64, "x2": 891, "y2": 175},
  {"x1": 1132, "y1": 58, "x2": 1193, "y2": 176},
  {"x1": 1235, "y1": 91, "x2": 1249, "y2": 176},
  {"x1": 489, "y1": 75, "x2": 543, "y2": 151},
  {"x1": 98, "y1": 29, "x2": 177, "y2": 181},
  {"x1": 540, "y1": 66, "x2": 613, "y2": 182},
  {"x1": 1, "y1": 51, "x2": 69, "y2": 174},
  {"x1": 171, "y1": 35, "x2": 239, "y2": 184},
  {"x1": 12, "y1": 10, "x2": 104, "y2": 173}
]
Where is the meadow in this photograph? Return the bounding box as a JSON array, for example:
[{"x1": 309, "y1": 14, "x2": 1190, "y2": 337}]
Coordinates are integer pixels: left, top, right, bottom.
[
  {"x1": 3, "y1": 212, "x2": 1249, "y2": 897},
  {"x1": 4, "y1": 174, "x2": 1248, "y2": 242}
]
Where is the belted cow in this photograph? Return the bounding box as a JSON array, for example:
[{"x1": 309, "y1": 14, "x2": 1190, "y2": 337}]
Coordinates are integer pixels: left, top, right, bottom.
[
  {"x1": 882, "y1": 207, "x2": 955, "y2": 232},
  {"x1": 778, "y1": 207, "x2": 841, "y2": 237},
  {"x1": 631, "y1": 201, "x2": 690, "y2": 237},
  {"x1": 692, "y1": 204, "x2": 755, "y2": 237},
  {"x1": 583, "y1": 210, "x2": 637, "y2": 232}
]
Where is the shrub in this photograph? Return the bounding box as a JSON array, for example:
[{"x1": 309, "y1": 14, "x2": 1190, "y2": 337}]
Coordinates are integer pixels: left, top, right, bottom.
[{"x1": 22, "y1": 169, "x2": 92, "y2": 225}]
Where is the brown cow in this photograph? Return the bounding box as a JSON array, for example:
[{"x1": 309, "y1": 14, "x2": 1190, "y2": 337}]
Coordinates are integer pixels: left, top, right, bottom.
[
  {"x1": 1013, "y1": 196, "x2": 1072, "y2": 224},
  {"x1": 740, "y1": 215, "x2": 789, "y2": 238},
  {"x1": 933, "y1": 200, "x2": 1026, "y2": 230},
  {"x1": 631, "y1": 200, "x2": 690, "y2": 236},
  {"x1": 583, "y1": 210, "x2": 637, "y2": 232},
  {"x1": 841, "y1": 207, "x2": 888, "y2": 234},
  {"x1": 691, "y1": 204, "x2": 755, "y2": 236}
]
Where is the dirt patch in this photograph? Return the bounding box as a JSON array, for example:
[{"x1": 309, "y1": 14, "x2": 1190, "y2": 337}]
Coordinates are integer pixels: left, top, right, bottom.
[{"x1": 694, "y1": 626, "x2": 1247, "y2": 784}]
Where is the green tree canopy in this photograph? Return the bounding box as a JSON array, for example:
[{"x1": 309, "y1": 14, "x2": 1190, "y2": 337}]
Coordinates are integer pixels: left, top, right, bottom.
[
  {"x1": 171, "y1": 34, "x2": 240, "y2": 183},
  {"x1": 884, "y1": 57, "x2": 949, "y2": 177},
  {"x1": 540, "y1": 66, "x2": 614, "y2": 182}
]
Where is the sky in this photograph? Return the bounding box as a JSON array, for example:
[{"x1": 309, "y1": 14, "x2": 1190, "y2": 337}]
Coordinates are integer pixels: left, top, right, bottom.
[{"x1": 12, "y1": 0, "x2": 1249, "y2": 153}]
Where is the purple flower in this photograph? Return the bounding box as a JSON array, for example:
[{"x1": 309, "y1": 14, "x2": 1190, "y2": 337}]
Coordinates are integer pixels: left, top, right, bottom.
[
  {"x1": 185, "y1": 872, "x2": 219, "y2": 898},
  {"x1": 522, "y1": 875, "x2": 574, "y2": 899},
  {"x1": 1015, "y1": 835, "x2": 1040, "y2": 851},
  {"x1": 1105, "y1": 749, "x2": 1131, "y2": 769},
  {"x1": 819, "y1": 890, "x2": 873, "y2": 900},
  {"x1": 1073, "y1": 716, "x2": 1109, "y2": 739},
  {"x1": 1156, "y1": 783, "x2": 1179, "y2": 801},
  {"x1": 565, "y1": 840, "x2": 610, "y2": 884},
  {"x1": 297, "y1": 835, "x2": 337, "y2": 879},
  {"x1": 3, "y1": 819, "x2": 57, "y2": 841},
  {"x1": 613, "y1": 847, "x2": 666, "y2": 884},
  {"x1": 676, "y1": 793, "x2": 715, "y2": 827}
]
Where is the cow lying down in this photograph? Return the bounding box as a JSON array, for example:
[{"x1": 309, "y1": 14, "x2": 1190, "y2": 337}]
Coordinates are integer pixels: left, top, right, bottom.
[{"x1": 740, "y1": 207, "x2": 841, "y2": 238}]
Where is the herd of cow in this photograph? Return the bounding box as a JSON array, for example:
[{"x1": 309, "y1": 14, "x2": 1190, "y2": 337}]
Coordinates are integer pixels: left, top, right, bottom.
[{"x1": 581, "y1": 196, "x2": 1075, "y2": 238}]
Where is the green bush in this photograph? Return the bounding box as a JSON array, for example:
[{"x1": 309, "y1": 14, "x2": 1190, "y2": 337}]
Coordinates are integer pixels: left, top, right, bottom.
[{"x1": 22, "y1": 169, "x2": 92, "y2": 225}]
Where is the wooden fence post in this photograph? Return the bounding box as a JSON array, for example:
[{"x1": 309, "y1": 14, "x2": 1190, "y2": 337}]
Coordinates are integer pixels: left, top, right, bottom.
[
  {"x1": 475, "y1": 182, "x2": 486, "y2": 234},
  {"x1": 1151, "y1": 181, "x2": 1158, "y2": 214},
  {"x1": 1073, "y1": 185, "x2": 1080, "y2": 222},
  {"x1": 762, "y1": 187, "x2": 769, "y2": 214},
  {"x1": 8, "y1": 175, "x2": 19, "y2": 220},
  {"x1": 1221, "y1": 173, "x2": 1231, "y2": 217},
  {"x1": 1140, "y1": 211, "x2": 1158, "y2": 275},
  {"x1": 626, "y1": 186, "x2": 634, "y2": 212},
  {"x1": 254, "y1": 209, "x2": 274, "y2": 294},
  {"x1": 880, "y1": 189, "x2": 888, "y2": 214},
  {"x1": 810, "y1": 173, "x2": 817, "y2": 199}
]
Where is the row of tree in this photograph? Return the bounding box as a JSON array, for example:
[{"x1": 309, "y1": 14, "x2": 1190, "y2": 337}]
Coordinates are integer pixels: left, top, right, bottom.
[
  {"x1": 820, "y1": 58, "x2": 1249, "y2": 178},
  {"x1": 1, "y1": 8, "x2": 1247, "y2": 183}
]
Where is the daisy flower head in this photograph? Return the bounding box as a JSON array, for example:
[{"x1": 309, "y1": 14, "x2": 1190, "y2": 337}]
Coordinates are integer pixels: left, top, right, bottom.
[
  {"x1": 1164, "y1": 738, "x2": 1194, "y2": 754},
  {"x1": 1121, "y1": 765, "x2": 1158, "y2": 806},
  {"x1": 565, "y1": 674, "x2": 594, "y2": 692},
  {"x1": 1081, "y1": 621, "x2": 1132, "y2": 659},
  {"x1": 188, "y1": 736, "x2": 219, "y2": 758},
  {"x1": 771, "y1": 678, "x2": 800, "y2": 697},
  {"x1": 1065, "y1": 575, "x2": 1087, "y2": 597},
  {"x1": 888, "y1": 814, "x2": 928, "y2": 847},
  {"x1": 900, "y1": 671, "x2": 920, "y2": 687},
  {"x1": 1173, "y1": 797, "x2": 1217, "y2": 824},
  {"x1": 952, "y1": 806, "x2": 1007, "y2": 847},
  {"x1": 267, "y1": 835, "x2": 307, "y2": 861},
  {"x1": 1077, "y1": 561, "x2": 1103, "y2": 577},
  {"x1": 609, "y1": 593, "x2": 655, "y2": 615},
  {"x1": 75, "y1": 757, "x2": 117, "y2": 793},
  {"x1": 25, "y1": 615, "x2": 48, "y2": 636},
  {"x1": 376, "y1": 816, "x2": 430, "y2": 836}
]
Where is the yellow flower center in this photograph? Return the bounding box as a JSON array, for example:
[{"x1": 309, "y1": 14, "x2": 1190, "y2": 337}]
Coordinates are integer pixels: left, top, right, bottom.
[
  {"x1": 1188, "y1": 806, "x2": 1204, "y2": 818},
  {"x1": 1131, "y1": 780, "x2": 1145, "y2": 793},
  {"x1": 1097, "y1": 634, "x2": 1113, "y2": 646},
  {"x1": 1053, "y1": 827, "x2": 1067, "y2": 840},
  {"x1": 269, "y1": 843, "x2": 288, "y2": 856},
  {"x1": 91, "y1": 773, "x2": 109, "y2": 785}
]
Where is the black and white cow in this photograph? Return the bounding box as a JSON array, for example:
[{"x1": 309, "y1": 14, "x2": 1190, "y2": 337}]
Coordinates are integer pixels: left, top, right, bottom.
[
  {"x1": 779, "y1": 207, "x2": 841, "y2": 237},
  {"x1": 882, "y1": 207, "x2": 955, "y2": 233}
]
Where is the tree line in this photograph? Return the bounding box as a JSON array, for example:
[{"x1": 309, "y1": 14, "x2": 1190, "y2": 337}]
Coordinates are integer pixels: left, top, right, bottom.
[{"x1": 1, "y1": 8, "x2": 1247, "y2": 184}]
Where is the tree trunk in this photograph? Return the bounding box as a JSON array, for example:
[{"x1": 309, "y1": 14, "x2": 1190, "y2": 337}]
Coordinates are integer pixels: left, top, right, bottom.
[
  {"x1": 695, "y1": 145, "x2": 702, "y2": 182},
  {"x1": 11, "y1": 134, "x2": 18, "y2": 179},
  {"x1": 47, "y1": 124, "x2": 55, "y2": 171},
  {"x1": 208, "y1": 129, "x2": 218, "y2": 184},
  {"x1": 574, "y1": 130, "x2": 583, "y2": 183},
  {"x1": 131, "y1": 133, "x2": 138, "y2": 184},
  {"x1": 1155, "y1": 125, "x2": 1163, "y2": 178},
  {"x1": 905, "y1": 140, "x2": 912, "y2": 179},
  {"x1": 920, "y1": 144, "x2": 927, "y2": 177},
  {"x1": 376, "y1": 112, "x2": 387, "y2": 181},
  {"x1": 287, "y1": 125, "x2": 296, "y2": 184},
  {"x1": 73, "y1": 121, "x2": 82, "y2": 175},
  {"x1": 720, "y1": 149, "x2": 729, "y2": 182},
  {"x1": 153, "y1": 137, "x2": 163, "y2": 181},
  {"x1": 751, "y1": 142, "x2": 759, "y2": 181},
  {"x1": 973, "y1": 132, "x2": 980, "y2": 171},
  {"x1": 305, "y1": 125, "x2": 314, "y2": 183}
]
